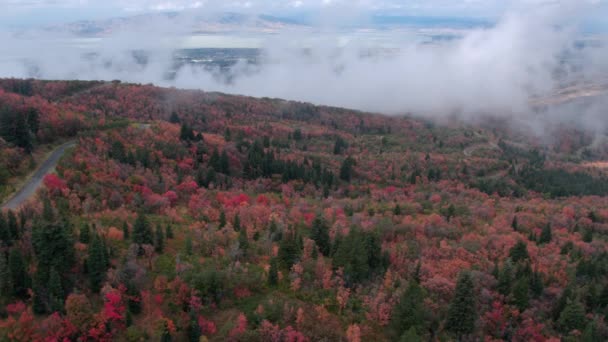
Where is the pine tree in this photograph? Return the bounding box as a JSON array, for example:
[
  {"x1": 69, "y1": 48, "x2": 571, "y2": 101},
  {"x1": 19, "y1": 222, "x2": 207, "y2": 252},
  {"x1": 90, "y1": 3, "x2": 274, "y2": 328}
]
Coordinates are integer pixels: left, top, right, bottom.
[
  {"x1": 530, "y1": 269, "x2": 544, "y2": 298},
  {"x1": 391, "y1": 281, "x2": 426, "y2": 338},
  {"x1": 166, "y1": 225, "x2": 174, "y2": 239},
  {"x1": 0, "y1": 212, "x2": 10, "y2": 245},
  {"x1": 340, "y1": 157, "x2": 355, "y2": 182},
  {"x1": 311, "y1": 215, "x2": 330, "y2": 256},
  {"x1": 512, "y1": 277, "x2": 529, "y2": 311},
  {"x1": 169, "y1": 112, "x2": 180, "y2": 124},
  {"x1": 122, "y1": 222, "x2": 130, "y2": 239},
  {"x1": 538, "y1": 223, "x2": 552, "y2": 244},
  {"x1": 132, "y1": 213, "x2": 153, "y2": 246},
  {"x1": 220, "y1": 150, "x2": 230, "y2": 174},
  {"x1": 445, "y1": 272, "x2": 476, "y2": 338},
  {"x1": 399, "y1": 327, "x2": 423, "y2": 342},
  {"x1": 239, "y1": 228, "x2": 249, "y2": 256},
  {"x1": 80, "y1": 223, "x2": 91, "y2": 243},
  {"x1": 161, "y1": 321, "x2": 173, "y2": 342},
  {"x1": 509, "y1": 241, "x2": 530, "y2": 263},
  {"x1": 155, "y1": 224, "x2": 164, "y2": 253},
  {"x1": 187, "y1": 311, "x2": 201, "y2": 342},
  {"x1": 0, "y1": 253, "x2": 10, "y2": 301},
  {"x1": 497, "y1": 260, "x2": 513, "y2": 296},
  {"x1": 42, "y1": 198, "x2": 54, "y2": 222},
  {"x1": 558, "y1": 299, "x2": 586, "y2": 333},
  {"x1": 9, "y1": 249, "x2": 30, "y2": 298},
  {"x1": 233, "y1": 214, "x2": 241, "y2": 232},
  {"x1": 48, "y1": 268, "x2": 64, "y2": 313},
  {"x1": 219, "y1": 211, "x2": 226, "y2": 229},
  {"x1": 583, "y1": 229, "x2": 593, "y2": 243},
  {"x1": 278, "y1": 231, "x2": 301, "y2": 270},
  {"x1": 7, "y1": 210, "x2": 18, "y2": 240},
  {"x1": 393, "y1": 204, "x2": 402, "y2": 216},
  {"x1": 511, "y1": 216, "x2": 519, "y2": 231},
  {"x1": 268, "y1": 258, "x2": 278, "y2": 287},
  {"x1": 582, "y1": 320, "x2": 600, "y2": 342},
  {"x1": 88, "y1": 235, "x2": 106, "y2": 293}
]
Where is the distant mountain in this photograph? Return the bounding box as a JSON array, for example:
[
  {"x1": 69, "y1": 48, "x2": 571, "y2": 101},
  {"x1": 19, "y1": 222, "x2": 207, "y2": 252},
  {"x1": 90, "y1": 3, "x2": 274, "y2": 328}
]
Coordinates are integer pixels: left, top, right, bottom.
[{"x1": 45, "y1": 12, "x2": 306, "y2": 37}]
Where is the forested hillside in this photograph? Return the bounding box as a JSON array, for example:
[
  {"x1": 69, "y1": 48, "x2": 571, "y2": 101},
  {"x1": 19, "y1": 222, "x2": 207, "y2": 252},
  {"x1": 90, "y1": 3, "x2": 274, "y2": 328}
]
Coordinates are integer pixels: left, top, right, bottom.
[{"x1": 1, "y1": 78, "x2": 608, "y2": 341}]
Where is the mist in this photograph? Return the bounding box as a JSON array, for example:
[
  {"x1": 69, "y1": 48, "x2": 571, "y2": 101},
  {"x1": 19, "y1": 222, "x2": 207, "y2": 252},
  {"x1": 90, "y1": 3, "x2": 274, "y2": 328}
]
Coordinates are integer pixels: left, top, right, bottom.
[{"x1": 1, "y1": 0, "x2": 607, "y2": 135}]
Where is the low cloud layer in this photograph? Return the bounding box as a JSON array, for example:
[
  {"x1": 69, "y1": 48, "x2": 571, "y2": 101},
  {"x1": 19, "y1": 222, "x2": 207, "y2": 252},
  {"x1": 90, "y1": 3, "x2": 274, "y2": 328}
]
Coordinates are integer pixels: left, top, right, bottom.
[{"x1": 0, "y1": 0, "x2": 607, "y2": 135}]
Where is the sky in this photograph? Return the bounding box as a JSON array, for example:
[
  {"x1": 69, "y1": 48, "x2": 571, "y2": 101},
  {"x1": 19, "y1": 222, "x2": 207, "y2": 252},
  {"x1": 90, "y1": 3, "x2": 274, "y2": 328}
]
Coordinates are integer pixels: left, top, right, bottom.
[{"x1": 0, "y1": 0, "x2": 607, "y2": 137}]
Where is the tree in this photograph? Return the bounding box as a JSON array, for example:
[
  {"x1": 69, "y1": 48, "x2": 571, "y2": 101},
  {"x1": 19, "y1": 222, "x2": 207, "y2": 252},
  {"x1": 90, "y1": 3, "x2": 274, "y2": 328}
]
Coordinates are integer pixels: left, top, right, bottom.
[
  {"x1": 512, "y1": 277, "x2": 529, "y2": 312},
  {"x1": 233, "y1": 214, "x2": 241, "y2": 232},
  {"x1": 511, "y1": 216, "x2": 519, "y2": 231},
  {"x1": 220, "y1": 150, "x2": 230, "y2": 175},
  {"x1": 187, "y1": 311, "x2": 201, "y2": 342},
  {"x1": 238, "y1": 228, "x2": 249, "y2": 257},
  {"x1": 48, "y1": 268, "x2": 64, "y2": 313},
  {"x1": 311, "y1": 215, "x2": 330, "y2": 256},
  {"x1": 155, "y1": 224, "x2": 164, "y2": 253},
  {"x1": 278, "y1": 231, "x2": 301, "y2": 270},
  {"x1": 391, "y1": 281, "x2": 426, "y2": 338},
  {"x1": 333, "y1": 136, "x2": 348, "y2": 155},
  {"x1": 122, "y1": 222, "x2": 130, "y2": 240},
  {"x1": 88, "y1": 235, "x2": 106, "y2": 293},
  {"x1": 79, "y1": 223, "x2": 91, "y2": 244},
  {"x1": 132, "y1": 213, "x2": 153, "y2": 247},
  {"x1": 340, "y1": 157, "x2": 355, "y2": 182},
  {"x1": 399, "y1": 327, "x2": 423, "y2": 342},
  {"x1": 7, "y1": 210, "x2": 18, "y2": 240},
  {"x1": 497, "y1": 260, "x2": 513, "y2": 296},
  {"x1": 165, "y1": 225, "x2": 174, "y2": 239},
  {"x1": 9, "y1": 248, "x2": 30, "y2": 298},
  {"x1": 538, "y1": 223, "x2": 552, "y2": 244},
  {"x1": 445, "y1": 272, "x2": 476, "y2": 338},
  {"x1": 169, "y1": 112, "x2": 180, "y2": 124},
  {"x1": 509, "y1": 241, "x2": 530, "y2": 263},
  {"x1": 558, "y1": 299, "x2": 586, "y2": 333},
  {"x1": 268, "y1": 258, "x2": 278, "y2": 287},
  {"x1": 0, "y1": 252, "x2": 10, "y2": 301},
  {"x1": 219, "y1": 211, "x2": 226, "y2": 229},
  {"x1": 32, "y1": 221, "x2": 75, "y2": 281}
]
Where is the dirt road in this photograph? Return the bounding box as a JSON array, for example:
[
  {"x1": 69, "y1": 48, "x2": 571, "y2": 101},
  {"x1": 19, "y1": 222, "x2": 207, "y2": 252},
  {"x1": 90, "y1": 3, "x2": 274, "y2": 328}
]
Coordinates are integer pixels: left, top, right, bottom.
[{"x1": 1, "y1": 141, "x2": 76, "y2": 210}]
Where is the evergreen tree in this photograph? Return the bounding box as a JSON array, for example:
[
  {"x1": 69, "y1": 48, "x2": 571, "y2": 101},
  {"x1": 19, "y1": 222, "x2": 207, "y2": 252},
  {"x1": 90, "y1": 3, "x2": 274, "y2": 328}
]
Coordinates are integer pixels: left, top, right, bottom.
[
  {"x1": 88, "y1": 235, "x2": 106, "y2": 293},
  {"x1": 155, "y1": 224, "x2": 164, "y2": 253},
  {"x1": 233, "y1": 214, "x2": 241, "y2": 232},
  {"x1": 161, "y1": 321, "x2": 173, "y2": 342},
  {"x1": 0, "y1": 253, "x2": 10, "y2": 301},
  {"x1": 187, "y1": 311, "x2": 201, "y2": 342},
  {"x1": 209, "y1": 148, "x2": 221, "y2": 172},
  {"x1": 166, "y1": 225, "x2": 174, "y2": 239},
  {"x1": 340, "y1": 157, "x2": 355, "y2": 182},
  {"x1": 133, "y1": 213, "x2": 153, "y2": 246},
  {"x1": 393, "y1": 204, "x2": 402, "y2": 216},
  {"x1": 278, "y1": 231, "x2": 301, "y2": 270},
  {"x1": 219, "y1": 211, "x2": 226, "y2": 229},
  {"x1": 539, "y1": 223, "x2": 552, "y2": 244},
  {"x1": 122, "y1": 222, "x2": 130, "y2": 239},
  {"x1": 0, "y1": 212, "x2": 10, "y2": 245},
  {"x1": 399, "y1": 327, "x2": 423, "y2": 342},
  {"x1": 583, "y1": 229, "x2": 593, "y2": 243},
  {"x1": 512, "y1": 216, "x2": 519, "y2": 231},
  {"x1": 32, "y1": 221, "x2": 75, "y2": 285},
  {"x1": 445, "y1": 272, "x2": 476, "y2": 338},
  {"x1": 558, "y1": 299, "x2": 587, "y2": 333},
  {"x1": 48, "y1": 268, "x2": 64, "y2": 313},
  {"x1": 497, "y1": 260, "x2": 513, "y2": 296},
  {"x1": 169, "y1": 112, "x2": 180, "y2": 124},
  {"x1": 7, "y1": 211, "x2": 18, "y2": 240},
  {"x1": 185, "y1": 237, "x2": 193, "y2": 256},
  {"x1": 582, "y1": 320, "x2": 600, "y2": 342},
  {"x1": 530, "y1": 269, "x2": 544, "y2": 298},
  {"x1": 220, "y1": 150, "x2": 230, "y2": 174},
  {"x1": 512, "y1": 277, "x2": 529, "y2": 311},
  {"x1": 391, "y1": 281, "x2": 426, "y2": 338},
  {"x1": 268, "y1": 258, "x2": 278, "y2": 287},
  {"x1": 9, "y1": 249, "x2": 30, "y2": 298},
  {"x1": 311, "y1": 215, "x2": 330, "y2": 256},
  {"x1": 509, "y1": 241, "x2": 530, "y2": 263},
  {"x1": 79, "y1": 223, "x2": 91, "y2": 243},
  {"x1": 239, "y1": 228, "x2": 249, "y2": 256}
]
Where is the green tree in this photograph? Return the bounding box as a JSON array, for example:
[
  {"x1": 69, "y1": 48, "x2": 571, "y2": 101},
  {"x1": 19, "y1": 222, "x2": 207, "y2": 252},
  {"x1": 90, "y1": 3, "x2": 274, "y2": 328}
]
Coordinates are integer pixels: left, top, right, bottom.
[
  {"x1": 169, "y1": 112, "x2": 180, "y2": 124},
  {"x1": 122, "y1": 222, "x2": 130, "y2": 239},
  {"x1": 219, "y1": 211, "x2": 226, "y2": 229},
  {"x1": 445, "y1": 272, "x2": 476, "y2": 338},
  {"x1": 0, "y1": 212, "x2": 10, "y2": 245},
  {"x1": 220, "y1": 150, "x2": 230, "y2": 174},
  {"x1": 32, "y1": 221, "x2": 75, "y2": 284},
  {"x1": 512, "y1": 277, "x2": 529, "y2": 311},
  {"x1": 340, "y1": 157, "x2": 355, "y2": 182},
  {"x1": 391, "y1": 281, "x2": 426, "y2": 338},
  {"x1": 80, "y1": 223, "x2": 91, "y2": 244},
  {"x1": 155, "y1": 224, "x2": 164, "y2": 253},
  {"x1": 7, "y1": 210, "x2": 18, "y2": 240},
  {"x1": 233, "y1": 214, "x2": 241, "y2": 232},
  {"x1": 509, "y1": 241, "x2": 530, "y2": 263},
  {"x1": 558, "y1": 299, "x2": 587, "y2": 333},
  {"x1": 0, "y1": 253, "x2": 10, "y2": 301},
  {"x1": 165, "y1": 225, "x2": 174, "y2": 239},
  {"x1": 239, "y1": 228, "x2": 249, "y2": 257},
  {"x1": 48, "y1": 268, "x2": 64, "y2": 313},
  {"x1": 268, "y1": 258, "x2": 278, "y2": 287},
  {"x1": 278, "y1": 231, "x2": 301, "y2": 270},
  {"x1": 161, "y1": 321, "x2": 173, "y2": 342},
  {"x1": 511, "y1": 216, "x2": 519, "y2": 231},
  {"x1": 88, "y1": 235, "x2": 107, "y2": 293},
  {"x1": 311, "y1": 215, "x2": 330, "y2": 256},
  {"x1": 187, "y1": 311, "x2": 201, "y2": 342},
  {"x1": 539, "y1": 223, "x2": 552, "y2": 244},
  {"x1": 9, "y1": 248, "x2": 30, "y2": 298},
  {"x1": 399, "y1": 327, "x2": 423, "y2": 342},
  {"x1": 133, "y1": 213, "x2": 153, "y2": 246},
  {"x1": 497, "y1": 260, "x2": 513, "y2": 296}
]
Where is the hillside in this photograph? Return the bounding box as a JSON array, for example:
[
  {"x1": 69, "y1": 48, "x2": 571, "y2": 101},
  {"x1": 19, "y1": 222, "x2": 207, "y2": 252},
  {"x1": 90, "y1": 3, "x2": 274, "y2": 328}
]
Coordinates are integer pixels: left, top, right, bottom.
[{"x1": 1, "y1": 78, "x2": 608, "y2": 341}]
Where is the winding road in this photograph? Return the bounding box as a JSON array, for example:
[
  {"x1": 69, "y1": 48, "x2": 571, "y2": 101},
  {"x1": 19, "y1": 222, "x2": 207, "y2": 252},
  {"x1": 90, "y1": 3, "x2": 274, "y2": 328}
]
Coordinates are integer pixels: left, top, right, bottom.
[{"x1": 1, "y1": 141, "x2": 76, "y2": 210}]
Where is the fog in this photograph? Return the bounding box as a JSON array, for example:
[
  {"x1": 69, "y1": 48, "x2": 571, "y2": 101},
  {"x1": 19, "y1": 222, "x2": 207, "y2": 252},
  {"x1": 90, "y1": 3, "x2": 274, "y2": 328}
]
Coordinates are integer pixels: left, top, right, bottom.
[{"x1": 1, "y1": 0, "x2": 607, "y2": 135}]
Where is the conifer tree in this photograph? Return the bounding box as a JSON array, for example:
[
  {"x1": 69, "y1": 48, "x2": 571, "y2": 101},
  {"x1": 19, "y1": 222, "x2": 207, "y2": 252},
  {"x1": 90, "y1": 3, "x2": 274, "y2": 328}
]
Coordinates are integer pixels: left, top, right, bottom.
[
  {"x1": 9, "y1": 248, "x2": 30, "y2": 298},
  {"x1": 88, "y1": 235, "x2": 106, "y2": 293},
  {"x1": 558, "y1": 299, "x2": 586, "y2": 333},
  {"x1": 268, "y1": 258, "x2": 278, "y2": 287},
  {"x1": 220, "y1": 150, "x2": 230, "y2": 174},
  {"x1": 497, "y1": 260, "x2": 513, "y2": 296},
  {"x1": 165, "y1": 224, "x2": 174, "y2": 239},
  {"x1": 539, "y1": 223, "x2": 552, "y2": 244},
  {"x1": 511, "y1": 216, "x2": 519, "y2": 231},
  {"x1": 187, "y1": 311, "x2": 201, "y2": 342},
  {"x1": 0, "y1": 212, "x2": 9, "y2": 245},
  {"x1": 509, "y1": 241, "x2": 530, "y2": 262},
  {"x1": 399, "y1": 327, "x2": 423, "y2": 342},
  {"x1": 311, "y1": 215, "x2": 330, "y2": 256},
  {"x1": 239, "y1": 227, "x2": 249, "y2": 256},
  {"x1": 122, "y1": 221, "x2": 130, "y2": 239},
  {"x1": 219, "y1": 211, "x2": 226, "y2": 229},
  {"x1": 0, "y1": 253, "x2": 10, "y2": 301},
  {"x1": 80, "y1": 223, "x2": 91, "y2": 244},
  {"x1": 445, "y1": 272, "x2": 476, "y2": 338},
  {"x1": 7, "y1": 210, "x2": 18, "y2": 240},
  {"x1": 155, "y1": 224, "x2": 164, "y2": 253},
  {"x1": 391, "y1": 280, "x2": 426, "y2": 338},
  {"x1": 513, "y1": 277, "x2": 529, "y2": 311},
  {"x1": 48, "y1": 268, "x2": 64, "y2": 313},
  {"x1": 133, "y1": 213, "x2": 153, "y2": 246},
  {"x1": 233, "y1": 213, "x2": 241, "y2": 232}
]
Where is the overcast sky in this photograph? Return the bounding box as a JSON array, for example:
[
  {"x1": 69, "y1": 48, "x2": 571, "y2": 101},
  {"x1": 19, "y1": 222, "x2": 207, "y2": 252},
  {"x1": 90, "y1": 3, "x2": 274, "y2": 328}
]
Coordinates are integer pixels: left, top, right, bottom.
[{"x1": 3, "y1": 0, "x2": 606, "y2": 28}]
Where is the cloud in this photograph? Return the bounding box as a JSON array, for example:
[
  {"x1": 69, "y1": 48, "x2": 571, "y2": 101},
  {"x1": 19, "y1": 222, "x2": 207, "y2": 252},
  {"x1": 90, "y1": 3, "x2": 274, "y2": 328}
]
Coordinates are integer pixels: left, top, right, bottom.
[{"x1": 0, "y1": 0, "x2": 606, "y2": 136}]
